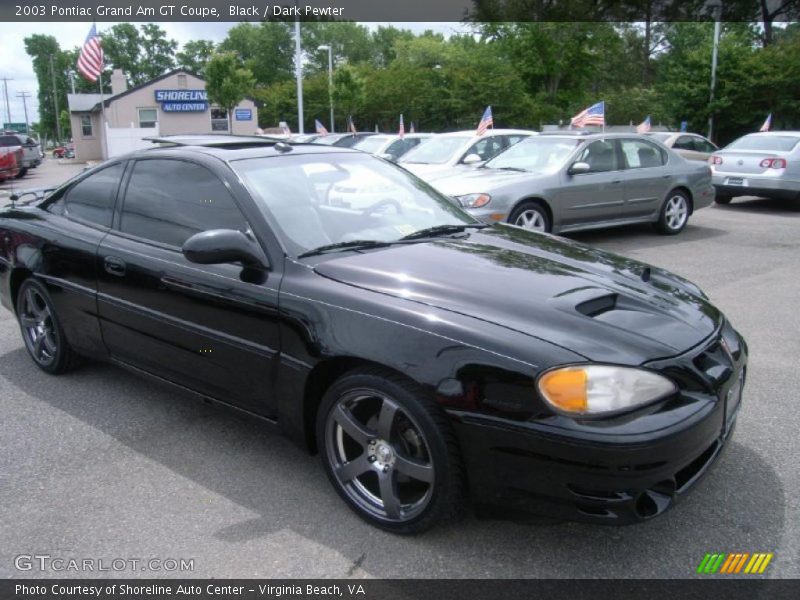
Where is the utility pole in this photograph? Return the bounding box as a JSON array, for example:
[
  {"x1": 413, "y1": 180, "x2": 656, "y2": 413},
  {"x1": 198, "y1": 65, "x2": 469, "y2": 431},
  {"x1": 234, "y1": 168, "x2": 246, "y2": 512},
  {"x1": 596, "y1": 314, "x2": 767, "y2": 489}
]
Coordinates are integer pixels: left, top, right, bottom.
[
  {"x1": 16, "y1": 92, "x2": 31, "y2": 134},
  {"x1": 1, "y1": 76, "x2": 13, "y2": 125},
  {"x1": 293, "y1": 0, "x2": 304, "y2": 134},
  {"x1": 707, "y1": 0, "x2": 723, "y2": 142},
  {"x1": 49, "y1": 55, "x2": 62, "y2": 142}
]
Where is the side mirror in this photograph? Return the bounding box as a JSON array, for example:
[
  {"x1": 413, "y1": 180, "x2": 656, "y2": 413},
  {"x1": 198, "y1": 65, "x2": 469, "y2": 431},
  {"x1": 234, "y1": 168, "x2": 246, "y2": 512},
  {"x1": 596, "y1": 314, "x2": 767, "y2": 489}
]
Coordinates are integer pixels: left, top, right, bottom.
[
  {"x1": 182, "y1": 229, "x2": 267, "y2": 269},
  {"x1": 462, "y1": 153, "x2": 483, "y2": 165},
  {"x1": 377, "y1": 152, "x2": 395, "y2": 161},
  {"x1": 568, "y1": 161, "x2": 591, "y2": 175}
]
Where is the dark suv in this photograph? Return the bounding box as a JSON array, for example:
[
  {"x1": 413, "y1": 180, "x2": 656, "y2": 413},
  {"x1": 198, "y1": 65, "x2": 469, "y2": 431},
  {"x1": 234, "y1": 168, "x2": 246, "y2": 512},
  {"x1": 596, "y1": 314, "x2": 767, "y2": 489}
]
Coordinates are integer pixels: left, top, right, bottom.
[{"x1": 0, "y1": 133, "x2": 41, "y2": 177}]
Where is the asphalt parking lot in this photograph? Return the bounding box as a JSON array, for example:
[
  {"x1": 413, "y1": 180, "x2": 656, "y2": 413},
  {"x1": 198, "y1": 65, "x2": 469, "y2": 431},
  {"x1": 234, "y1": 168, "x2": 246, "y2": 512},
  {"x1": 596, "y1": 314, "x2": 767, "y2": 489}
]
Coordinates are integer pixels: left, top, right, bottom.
[{"x1": 0, "y1": 166, "x2": 798, "y2": 578}]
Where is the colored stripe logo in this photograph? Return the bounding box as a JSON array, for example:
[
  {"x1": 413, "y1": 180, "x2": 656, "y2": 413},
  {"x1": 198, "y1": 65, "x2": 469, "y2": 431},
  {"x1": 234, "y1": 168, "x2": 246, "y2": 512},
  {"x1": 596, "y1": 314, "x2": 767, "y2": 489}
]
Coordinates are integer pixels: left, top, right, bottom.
[{"x1": 697, "y1": 553, "x2": 773, "y2": 574}]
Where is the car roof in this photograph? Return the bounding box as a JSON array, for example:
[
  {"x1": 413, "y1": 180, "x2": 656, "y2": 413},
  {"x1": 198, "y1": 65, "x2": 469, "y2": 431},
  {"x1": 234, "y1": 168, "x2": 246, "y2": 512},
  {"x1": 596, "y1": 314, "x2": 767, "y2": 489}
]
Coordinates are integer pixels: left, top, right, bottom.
[
  {"x1": 741, "y1": 131, "x2": 800, "y2": 136},
  {"x1": 536, "y1": 132, "x2": 658, "y2": 141},
  {"x1": 438, "y1": 129, "x2": 534, "y2": 138}
]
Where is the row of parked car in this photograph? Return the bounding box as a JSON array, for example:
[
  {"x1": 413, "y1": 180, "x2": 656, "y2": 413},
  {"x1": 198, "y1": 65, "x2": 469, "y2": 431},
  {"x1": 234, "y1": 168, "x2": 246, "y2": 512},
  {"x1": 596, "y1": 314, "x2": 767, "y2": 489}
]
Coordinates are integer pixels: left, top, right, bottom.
[
  {"x1": 286, "y1": 127, "x2": 799, "y2": 235},
  {"x1": 0, "y1": 132, "x2": 43, "y2": 183}
]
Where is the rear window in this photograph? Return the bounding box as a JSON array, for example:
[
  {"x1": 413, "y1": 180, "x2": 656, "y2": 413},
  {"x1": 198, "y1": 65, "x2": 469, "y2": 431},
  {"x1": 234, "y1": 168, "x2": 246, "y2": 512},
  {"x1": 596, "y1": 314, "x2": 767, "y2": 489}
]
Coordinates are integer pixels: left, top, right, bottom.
[
  {"x1": 0, "y1": 135, "x2": 20, "y2": 147},
  {"x1": 726, "y1": 135, "x2": 800, "y2": 152}
]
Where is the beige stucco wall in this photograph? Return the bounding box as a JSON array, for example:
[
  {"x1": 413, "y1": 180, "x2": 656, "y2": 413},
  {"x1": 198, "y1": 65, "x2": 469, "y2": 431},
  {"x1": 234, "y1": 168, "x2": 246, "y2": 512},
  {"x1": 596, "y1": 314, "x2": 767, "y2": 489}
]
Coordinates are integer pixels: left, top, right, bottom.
[{"x1": 71, "y1": 71, "x2": 259, "y2": 161}]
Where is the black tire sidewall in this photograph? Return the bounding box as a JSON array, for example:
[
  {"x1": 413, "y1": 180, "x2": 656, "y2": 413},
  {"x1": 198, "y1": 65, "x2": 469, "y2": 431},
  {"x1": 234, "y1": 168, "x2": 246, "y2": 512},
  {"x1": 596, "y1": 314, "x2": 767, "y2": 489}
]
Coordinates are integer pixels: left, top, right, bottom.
[
  {"x1": 657, "y1": 190, "x2": 690, "y2": 235},
  {"x1": 316, "y1": 370, "x2": 460, "y2": 533},
  {"x1": 509, "y1": 200, "x2": 551, "y2": 233},
  {"x1": 16, "y1": 279, "x2": 70, "y2": 374}
]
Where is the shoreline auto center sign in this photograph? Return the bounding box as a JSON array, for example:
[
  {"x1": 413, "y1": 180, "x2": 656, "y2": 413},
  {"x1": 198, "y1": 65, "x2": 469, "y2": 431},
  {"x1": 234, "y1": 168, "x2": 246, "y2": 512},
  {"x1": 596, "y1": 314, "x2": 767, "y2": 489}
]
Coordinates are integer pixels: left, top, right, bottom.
[{"x1": 154, "y1": 89, "x2": 209, "y2": 112}]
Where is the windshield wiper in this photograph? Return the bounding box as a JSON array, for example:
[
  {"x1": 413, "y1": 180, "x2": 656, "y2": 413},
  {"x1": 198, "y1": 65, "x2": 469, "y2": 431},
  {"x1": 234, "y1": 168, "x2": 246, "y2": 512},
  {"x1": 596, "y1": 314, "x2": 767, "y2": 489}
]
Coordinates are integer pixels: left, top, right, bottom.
[
  {"x1": 494, "y1": 166, "x2": 528, "y2": 172},
  {"x1": 400, "y1": 223, "x2": 487, "y2": 241},
  {"x1": 297, "y1": 239, "x2": 392, "y2": 259}
]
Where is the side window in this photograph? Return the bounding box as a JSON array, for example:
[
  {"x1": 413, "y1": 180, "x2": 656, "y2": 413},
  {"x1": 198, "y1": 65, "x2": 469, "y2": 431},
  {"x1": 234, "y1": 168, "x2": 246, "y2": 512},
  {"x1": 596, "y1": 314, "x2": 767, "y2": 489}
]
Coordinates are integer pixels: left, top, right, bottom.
[
  {"x1": 695, "y1": 138, "x2": 717, "y2": 153},
  {"x1": 620, "y1": 139, "x2": 665, "y2": 169},
  {"x1": 673, "y1": 136, "x2": 695, "y2": 151},
  {"x1": 64, "y1": 163, "x2": 124, "y2": 227},
  {"x1": 505, "y1": 135, "x2": 527, "y2": 147},
  {"x1": 464, "y1": 137, "x2": 504, "y2": 162},
  {"x1": 120, "y1": 159, "x2": 248, "y2": 248},
  {"x1": 575, "y1": 140, "x2": 619, "y2": 172},
  {"x1": 384, "y1": 139, "x2": 408, "y2": 160}
]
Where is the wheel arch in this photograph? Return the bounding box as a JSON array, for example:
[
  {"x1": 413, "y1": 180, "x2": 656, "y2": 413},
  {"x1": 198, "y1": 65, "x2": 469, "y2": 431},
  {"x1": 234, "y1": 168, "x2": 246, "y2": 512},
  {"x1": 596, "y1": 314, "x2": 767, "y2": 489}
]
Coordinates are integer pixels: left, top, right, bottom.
[
  {"x1": 8, "y1": 267, "x2": 33, "y2": 312},
  {"x1": 302, "y1": 356, "x2": 421, "y2": 454},
  {"x1": 668, "y1": 185, "x2": 694, "y2": 215},
  {"x1": 508, "y1": 196, "x2": 554, "y2": 227}
]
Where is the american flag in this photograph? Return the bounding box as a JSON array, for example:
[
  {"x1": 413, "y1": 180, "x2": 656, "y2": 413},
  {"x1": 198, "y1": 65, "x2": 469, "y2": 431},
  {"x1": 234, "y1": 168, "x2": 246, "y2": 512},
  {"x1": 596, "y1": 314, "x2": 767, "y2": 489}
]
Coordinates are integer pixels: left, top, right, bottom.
[
  {"x1": 476, "y1": 106, "x2": 493, "y2": 136},
  {"x1": 347, "y1": 115, "x2": 357, "y2": 135},
  {"x1": 77, "y1": 24, "x2": 104, "y2": 83},
  {"x1": 409, "y1": 121, "x2": 415, "y2": 134},
  {"x1": 314, "y1": 119, "x2": 328, "y2": 136},
  {"x1": 571, "y1": 101, "x2": 605, "y2": 128},
  {"x1": 759, "y1": 113, "x2": 772, "y2": 132},
  {"x1": 636, "y1": 115, "x2": 651, "y2": 134},
  {"x1": 398, "y1": 114, "x2": 405, "y2": 139}
]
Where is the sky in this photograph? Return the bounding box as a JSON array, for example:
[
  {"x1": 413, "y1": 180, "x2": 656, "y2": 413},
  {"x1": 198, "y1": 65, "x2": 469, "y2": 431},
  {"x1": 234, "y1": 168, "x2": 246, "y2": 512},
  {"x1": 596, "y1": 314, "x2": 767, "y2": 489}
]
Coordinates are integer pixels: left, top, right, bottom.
[{"x1": 0, "y1": 21, "x2": 469, "y2": 128}]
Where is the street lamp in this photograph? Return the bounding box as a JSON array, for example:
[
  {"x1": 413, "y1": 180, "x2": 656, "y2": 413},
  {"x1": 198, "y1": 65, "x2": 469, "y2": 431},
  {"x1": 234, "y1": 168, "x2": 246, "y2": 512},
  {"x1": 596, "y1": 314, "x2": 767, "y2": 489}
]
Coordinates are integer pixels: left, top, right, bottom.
[
  {"x1": 707, "y1": 0, "x2": 723, "y2": 141},
  {"x1": 318, "y1": 44, "x2": 334, "y2": 133}
]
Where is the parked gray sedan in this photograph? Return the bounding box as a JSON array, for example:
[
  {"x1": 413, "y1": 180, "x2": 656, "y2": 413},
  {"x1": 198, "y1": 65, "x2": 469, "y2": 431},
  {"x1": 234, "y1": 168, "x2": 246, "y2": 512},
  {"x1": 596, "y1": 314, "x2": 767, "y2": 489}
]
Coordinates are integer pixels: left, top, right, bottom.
[{"x1": 427, "y1": 133, "x2": 715, "y2": 235}]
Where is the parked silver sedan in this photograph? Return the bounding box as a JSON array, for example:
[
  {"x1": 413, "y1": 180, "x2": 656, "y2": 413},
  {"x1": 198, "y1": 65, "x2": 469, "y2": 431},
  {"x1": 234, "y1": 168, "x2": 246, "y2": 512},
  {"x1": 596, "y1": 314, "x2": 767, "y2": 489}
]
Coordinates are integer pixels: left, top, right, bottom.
[
  {"x1": 427, "y1": 133, "x2": 715, "y2": 235},
  {"x1": 646, "y1": 132, "x2": 718, "y2": 162},
  {"x1": 710, "y1": 131, "x2": 800, "y2": 204}
]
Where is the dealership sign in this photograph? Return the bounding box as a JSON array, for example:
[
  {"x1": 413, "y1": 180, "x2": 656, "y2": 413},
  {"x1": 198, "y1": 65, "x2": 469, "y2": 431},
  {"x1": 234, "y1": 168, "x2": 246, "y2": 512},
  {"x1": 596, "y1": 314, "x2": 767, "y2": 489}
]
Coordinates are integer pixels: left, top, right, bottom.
[
  {"x1": 235, "y1": 109, "x2": 252, "y2": 121},
  {"x1": 154, "y1": 89, "x2": 208, "y2": 112}
]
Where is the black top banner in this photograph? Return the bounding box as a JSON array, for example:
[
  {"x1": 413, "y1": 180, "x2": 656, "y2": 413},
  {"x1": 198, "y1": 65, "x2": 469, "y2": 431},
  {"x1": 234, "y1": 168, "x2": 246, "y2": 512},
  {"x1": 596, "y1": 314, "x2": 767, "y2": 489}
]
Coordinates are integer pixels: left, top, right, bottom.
[{"x1": 0, "y1": 0, "x2": 787, "y2": 22}]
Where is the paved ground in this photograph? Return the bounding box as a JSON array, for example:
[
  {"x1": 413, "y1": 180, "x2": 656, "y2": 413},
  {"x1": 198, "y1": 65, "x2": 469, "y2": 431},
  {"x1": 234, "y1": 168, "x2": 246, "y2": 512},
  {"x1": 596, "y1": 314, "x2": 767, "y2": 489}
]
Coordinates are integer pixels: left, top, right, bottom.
[
  {"x1": 0, "y1": 179, "x2": 798, "y2": 579},
  {"x1": 0, "y1": 158, "x2": 85, "y2": 200}
]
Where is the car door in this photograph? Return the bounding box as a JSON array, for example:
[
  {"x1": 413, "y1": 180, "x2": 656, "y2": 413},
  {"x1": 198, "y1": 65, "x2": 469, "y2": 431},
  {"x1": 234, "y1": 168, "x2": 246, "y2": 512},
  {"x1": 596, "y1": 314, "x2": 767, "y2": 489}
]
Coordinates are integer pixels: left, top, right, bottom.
[
  {"x1": 96, "y1": 156, "x2": 282, "y2": 417},
  {"x1": 618, "y1": 138, "x2": 673, "y2": 219},
  {"x1": 24, "y1": 162, "x2": 126, "y2": 359},
  {"x1": 555, "y1": 139, "x2": 625, "y2": 227}
]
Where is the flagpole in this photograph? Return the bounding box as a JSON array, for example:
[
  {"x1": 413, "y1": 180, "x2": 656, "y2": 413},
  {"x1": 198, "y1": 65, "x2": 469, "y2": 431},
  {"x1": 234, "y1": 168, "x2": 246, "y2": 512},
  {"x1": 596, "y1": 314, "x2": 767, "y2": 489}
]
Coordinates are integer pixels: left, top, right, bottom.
[{"x1": 98, "y1": 70, "x2": 108, "y2": 160}]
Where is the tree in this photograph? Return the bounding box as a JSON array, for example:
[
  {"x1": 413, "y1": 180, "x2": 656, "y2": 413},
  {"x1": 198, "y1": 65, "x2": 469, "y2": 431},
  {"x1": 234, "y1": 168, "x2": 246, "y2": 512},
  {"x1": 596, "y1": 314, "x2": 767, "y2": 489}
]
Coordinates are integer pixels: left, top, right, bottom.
[
  {"x1": 23, "y1": 34, "x2": 70, "y2": 141},
  {"x1": 176, "y1": 40, "x2": 215, "y2": 77},
  {"x1": 139, "y1": 24, "x2": 178, "y2": 81},
  {"x1": 205, "y1": 53, "x2": 255, "y2": 134},
  {"x1": 218, "y1": 22, "x2": 294, "y2": 87},
  {"x1": 100, "y1": 23, "x2": 177, "y2": 86},
  {"x1": 301, "y1": 21, "x2": 376, "y2": 73}
]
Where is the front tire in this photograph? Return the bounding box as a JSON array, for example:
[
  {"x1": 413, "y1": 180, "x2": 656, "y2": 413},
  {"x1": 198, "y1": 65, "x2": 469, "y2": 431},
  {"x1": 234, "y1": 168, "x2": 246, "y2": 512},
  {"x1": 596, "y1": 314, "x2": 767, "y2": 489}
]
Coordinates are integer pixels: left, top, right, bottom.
[
  {"x1": 655, "y1": 190, "x2": 690, "y2": 235},
  {"x1": 317, "y1": 367, "x2": 464, "y2": 533},
  {"x1": 508, "y1": 200, "x2": 551, "y2": 233},
  {"x1": 16, "y1": 278, "x2": 81, "y2": 374}
]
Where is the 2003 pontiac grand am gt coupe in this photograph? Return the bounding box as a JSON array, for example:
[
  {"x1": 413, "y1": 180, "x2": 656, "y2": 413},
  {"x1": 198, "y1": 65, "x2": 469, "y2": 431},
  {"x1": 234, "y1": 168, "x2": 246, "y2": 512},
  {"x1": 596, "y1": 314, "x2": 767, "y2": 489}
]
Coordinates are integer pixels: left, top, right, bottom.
[{"x1": 0, "y1": 135, "x2": 746, "y2": 533}]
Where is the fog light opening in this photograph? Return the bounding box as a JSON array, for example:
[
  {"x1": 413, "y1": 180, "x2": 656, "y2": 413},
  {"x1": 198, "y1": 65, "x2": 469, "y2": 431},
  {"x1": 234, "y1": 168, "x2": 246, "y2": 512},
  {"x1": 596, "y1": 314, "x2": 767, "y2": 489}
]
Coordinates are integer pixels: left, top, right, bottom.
[{"x1": 635, "y1": 480, "x2": 675, "y2": 519}]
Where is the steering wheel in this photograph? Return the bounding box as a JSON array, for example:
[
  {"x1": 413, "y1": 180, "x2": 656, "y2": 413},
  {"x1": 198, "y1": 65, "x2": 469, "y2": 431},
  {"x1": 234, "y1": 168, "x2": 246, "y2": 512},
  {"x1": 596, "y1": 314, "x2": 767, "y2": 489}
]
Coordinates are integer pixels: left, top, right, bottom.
[{"x1": 362, "y1": 199, "x2": 404, "y2": 216}]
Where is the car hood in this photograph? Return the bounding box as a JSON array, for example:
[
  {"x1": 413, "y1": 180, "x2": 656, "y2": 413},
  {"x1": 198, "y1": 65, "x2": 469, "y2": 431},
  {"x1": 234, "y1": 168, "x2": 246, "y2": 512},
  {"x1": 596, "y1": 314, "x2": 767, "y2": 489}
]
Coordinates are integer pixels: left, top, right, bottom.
[
  {"x1": 427, "y1": 168, "x2": 549, "y2": 195},
  {"x1": 312, "y1": 226, "x2": 721, "y2": 365},
  {"x1": 399, "y1": 162, "x2": 455, "y2": 178}
]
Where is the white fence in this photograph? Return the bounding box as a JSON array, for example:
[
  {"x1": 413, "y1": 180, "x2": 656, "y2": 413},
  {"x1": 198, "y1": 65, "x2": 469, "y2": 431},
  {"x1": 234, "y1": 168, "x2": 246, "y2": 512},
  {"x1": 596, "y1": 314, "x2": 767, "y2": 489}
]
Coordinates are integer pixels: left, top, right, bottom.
[{"x1": 104, "y1": 122, "x2": 159, "y2": 158}]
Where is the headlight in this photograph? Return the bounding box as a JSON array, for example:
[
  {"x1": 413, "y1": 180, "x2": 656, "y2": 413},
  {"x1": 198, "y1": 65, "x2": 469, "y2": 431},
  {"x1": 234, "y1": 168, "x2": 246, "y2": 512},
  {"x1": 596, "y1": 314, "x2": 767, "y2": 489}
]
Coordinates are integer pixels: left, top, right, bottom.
[
  {"x1": 537, "y1": 365, "x2": 677, "y2": 416},
  {"x1": 455, "y1": 193, "x2": 491, "y2": 208}
]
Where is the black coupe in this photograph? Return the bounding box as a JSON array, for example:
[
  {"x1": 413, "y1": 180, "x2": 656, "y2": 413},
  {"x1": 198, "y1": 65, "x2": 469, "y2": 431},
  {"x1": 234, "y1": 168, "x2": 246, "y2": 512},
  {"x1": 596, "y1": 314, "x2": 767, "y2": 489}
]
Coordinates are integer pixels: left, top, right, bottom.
[{"x1": 0, "y1": 136, "x2": 747, "y2": 533}]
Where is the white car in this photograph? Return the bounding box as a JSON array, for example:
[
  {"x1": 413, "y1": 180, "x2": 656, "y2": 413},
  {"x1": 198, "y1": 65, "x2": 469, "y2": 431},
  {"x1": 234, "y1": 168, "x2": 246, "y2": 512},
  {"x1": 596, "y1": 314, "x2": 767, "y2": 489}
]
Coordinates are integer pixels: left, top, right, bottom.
[
  {"x1": 710, "y1": 131, "x2": 800, "y2": 204},
  {"x1": 398, "y1": 129, "x2": 535, "y2": 180},
  {"x1": 351, "y1": 133, "x2": 436, "y2": 161}
]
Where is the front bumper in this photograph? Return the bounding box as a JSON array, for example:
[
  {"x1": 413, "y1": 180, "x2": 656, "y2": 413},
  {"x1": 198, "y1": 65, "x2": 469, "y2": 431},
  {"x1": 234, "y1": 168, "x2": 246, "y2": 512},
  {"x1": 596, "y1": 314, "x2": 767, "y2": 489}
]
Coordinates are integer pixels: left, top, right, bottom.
[
  {"x1": 712, "y1": 172, "x2": 800, "y2": 200},
  {"x1": 452, "y1": 324, "x2": 747, "y2": 524}
]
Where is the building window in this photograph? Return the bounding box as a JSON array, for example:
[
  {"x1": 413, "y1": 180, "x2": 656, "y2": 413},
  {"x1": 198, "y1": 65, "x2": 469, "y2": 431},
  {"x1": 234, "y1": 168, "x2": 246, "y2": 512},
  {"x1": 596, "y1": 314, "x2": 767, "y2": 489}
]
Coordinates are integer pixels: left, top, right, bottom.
[
  {"x1": 211, "y1": 108, "x2": 229, "y2": 132},
  {"x1": 177, "y1": 74, "x2": 187, "y2": 89},
  {"x1": 81, "y1": 115, "x2": 93, "y2": 137},
  {"x1": 138, "y1": 108, "x2": 158, "y2": 128}
]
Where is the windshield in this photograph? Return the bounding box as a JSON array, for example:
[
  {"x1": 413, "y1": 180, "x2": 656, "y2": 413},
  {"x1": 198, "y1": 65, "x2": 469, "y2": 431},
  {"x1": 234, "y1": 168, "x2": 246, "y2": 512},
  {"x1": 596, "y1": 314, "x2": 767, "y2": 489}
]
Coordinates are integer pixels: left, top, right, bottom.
[
  {"x1": 485, "y1": 137, "x2": 581, "y2": 172},
  {"x1": 400, "y1": 136, "x2": 470, "y2": 164},
  {"x1": 726, "y1": 135, "x2": 800, "y2": 152},
  {"x1": 232, "y1": 153, "x2": 476, "y2": 257},
  {"x1": 313, "y1": 135, "x2": 342, "y2": 146},
  {"x1": 353, "y1": 135, "x2": 391, "y2": 153}
]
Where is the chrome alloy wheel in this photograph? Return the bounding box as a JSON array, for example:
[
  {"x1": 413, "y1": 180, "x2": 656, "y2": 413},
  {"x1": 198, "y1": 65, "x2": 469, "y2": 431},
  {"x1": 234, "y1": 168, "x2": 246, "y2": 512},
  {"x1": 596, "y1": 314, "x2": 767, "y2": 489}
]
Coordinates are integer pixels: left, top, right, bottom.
[
  {"x1": 665, "y1": 194, "x2": 688, "y2": 231},
  {"x1": 514, "y1": 208, "x2": 547, "y2": 232},
  {"x1": 19, "y1": 287, "x2": 58, "y2": 367},
  {"x1": 324, "y1": 390, "x2": 435, "y2": 523}
]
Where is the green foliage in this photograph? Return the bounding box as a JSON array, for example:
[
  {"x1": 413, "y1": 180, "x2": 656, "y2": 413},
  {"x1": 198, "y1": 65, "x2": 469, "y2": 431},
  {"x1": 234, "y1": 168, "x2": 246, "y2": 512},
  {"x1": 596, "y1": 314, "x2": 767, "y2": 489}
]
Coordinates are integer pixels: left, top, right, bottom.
[
  {"x1": 205, "y1": 52, "x2": 256, "y2": 133},
  {"x1": 176, "y1": 40, "x2": 215, "y2": 77},
  {"x1": 218, "y1": 22, "x2": 294, "y2": 87},
  {"x1": 23, "y1": 34, "x2": 70, "y2": 141},
  {"x1": 101, "y1": 24, "x2": 178, "y2": 86}
]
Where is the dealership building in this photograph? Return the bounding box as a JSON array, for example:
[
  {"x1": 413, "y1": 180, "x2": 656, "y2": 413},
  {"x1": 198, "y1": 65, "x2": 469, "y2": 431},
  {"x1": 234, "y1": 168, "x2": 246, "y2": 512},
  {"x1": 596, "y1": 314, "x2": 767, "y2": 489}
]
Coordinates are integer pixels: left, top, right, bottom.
[{"x1": 67, "y1": 69, "x2": 259, "y2": 161}]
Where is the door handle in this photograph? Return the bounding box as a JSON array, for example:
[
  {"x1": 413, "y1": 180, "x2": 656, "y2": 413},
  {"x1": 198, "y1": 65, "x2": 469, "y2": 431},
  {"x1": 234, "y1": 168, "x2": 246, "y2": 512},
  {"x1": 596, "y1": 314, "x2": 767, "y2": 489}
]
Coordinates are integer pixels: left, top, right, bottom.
[
  {"x1": 103, "y1": 256, "x2": 126, "y2": 276},
  {"x1": 611, "y1": 180, "x2": 622, "y2": 184}
]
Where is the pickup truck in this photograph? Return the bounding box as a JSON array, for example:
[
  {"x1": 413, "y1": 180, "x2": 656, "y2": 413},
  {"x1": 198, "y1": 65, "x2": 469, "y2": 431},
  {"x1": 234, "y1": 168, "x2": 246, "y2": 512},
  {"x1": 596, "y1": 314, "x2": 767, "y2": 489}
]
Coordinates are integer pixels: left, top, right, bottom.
[
  {"x1": 0, "y1": 133, "x2": 41, "y2": 177},
  {"x1": 0, "y1": 146, "x2": 22, "y2": 182}
]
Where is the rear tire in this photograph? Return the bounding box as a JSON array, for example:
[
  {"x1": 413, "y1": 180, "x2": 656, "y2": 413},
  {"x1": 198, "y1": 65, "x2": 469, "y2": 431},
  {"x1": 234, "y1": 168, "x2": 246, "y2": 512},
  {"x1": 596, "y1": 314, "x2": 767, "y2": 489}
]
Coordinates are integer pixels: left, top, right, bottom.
[
  {"x1": 16, "y1": 278, "x2": 82, "y2": 374},
  {"x1": 508, "y1": 200, "x2": 551, "y2": 233},
  {"x1": 317, "y1": 367, "x2": 465, "y2": 533},
  {"x1": 714, "y1": 194, "x2": 732, "y2": 205},
  {"x1": 655, "y1": 190, "x2": 690, "y2": 235}
]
